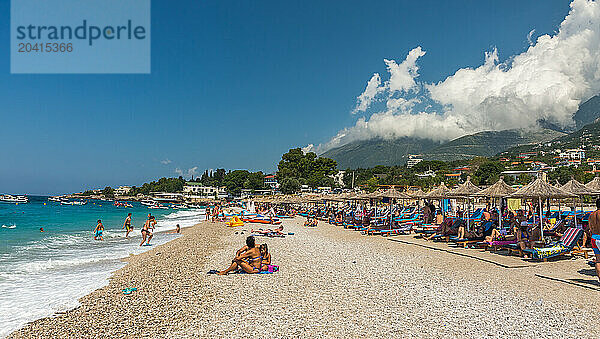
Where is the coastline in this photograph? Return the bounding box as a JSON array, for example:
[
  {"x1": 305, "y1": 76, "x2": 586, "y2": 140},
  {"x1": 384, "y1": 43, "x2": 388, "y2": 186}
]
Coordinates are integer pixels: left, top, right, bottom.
[
  {"x1": 8, "y1": 221, "x2": 226, "y2": 338},
  {"x1": 9, "y1": 217, "x2": 600, "y2": 338}
]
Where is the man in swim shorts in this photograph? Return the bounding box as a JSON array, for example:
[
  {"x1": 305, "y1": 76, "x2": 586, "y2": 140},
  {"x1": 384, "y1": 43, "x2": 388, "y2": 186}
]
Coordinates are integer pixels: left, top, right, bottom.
[
  {"x1": 589, "y1": 198, "x2": 600, "y2": 284},
  {"x1": 94, "y1": 219, "x2": 104, "y2": 241},
  {"x1": 123, "y1": 213, "x2": 132, "y2": 238}
]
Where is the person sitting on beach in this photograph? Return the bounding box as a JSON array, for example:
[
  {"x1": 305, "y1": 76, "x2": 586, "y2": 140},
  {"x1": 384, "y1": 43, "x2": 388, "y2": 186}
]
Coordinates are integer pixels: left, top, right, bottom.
[
  {"x1": 217, "y1": 236, "x2": 262, "y2": 275},
  {"x1": 94, "y1": 220, "x2": 104, "y2": 241},
  {"x1": 456, "y1": 222, "x2": 484, "y2": 240},
  {"x1": 259, "y1": 243, "x2": 271, "y2": 271},
  {"x1": 167, "y1": 224, "x2": 181, "y2": 234},
  {"x1": 123, "y1": 213, "x2": 133, "y2": 238}
]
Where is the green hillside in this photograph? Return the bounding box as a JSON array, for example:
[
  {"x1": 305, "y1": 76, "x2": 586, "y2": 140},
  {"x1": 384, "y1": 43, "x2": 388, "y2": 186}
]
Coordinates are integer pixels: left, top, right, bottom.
[
  {"x1": 424, "y1": 129, "x2": 565, "y2": 161},
  {"x1": 320, "y1": 137, "x2": 440, "y2": 169}
]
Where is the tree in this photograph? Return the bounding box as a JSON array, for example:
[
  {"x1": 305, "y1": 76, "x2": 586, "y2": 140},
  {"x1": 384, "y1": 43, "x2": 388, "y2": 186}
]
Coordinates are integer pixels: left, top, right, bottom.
[
  {"x1": 365, "y1": 177, "x2": 379, "y2": 192},
  {"x1": 473, "y1": 161, "x2": 505, "y2": 185},
  {"x1": 280, "y1": 178, "x2": 301, "y2": 194},
  {"x1": 102, "y1": 186, "x2": 114, "y2": 198},
  {"x1": 276, "y1": 148, "x2": 337, "y2": 189}
]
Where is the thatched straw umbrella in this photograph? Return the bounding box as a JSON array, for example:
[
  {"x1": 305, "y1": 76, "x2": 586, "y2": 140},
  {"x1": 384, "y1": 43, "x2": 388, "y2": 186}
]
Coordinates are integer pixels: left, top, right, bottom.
[
  {"x1": 509, "y1": 175, "x2": 575, "y2": 239},
  {"x1": 474, "y1": 177, "x2": 516, "y2": 229},
  {"x1": 561, "y1": 178, "x2": 599, "y2": 228},
  {"x1": 586, "y1": 176, "x2": 600, "y2": 192},
  {"x1": 410, "y1": 189, "x2": 426, "y2": 199},
  {"x1": 448, "y1": 177, "x2": 481, "y2": 229},
  {"x1": 425, "y1": 182, "x2": 452, "y2": 218}
]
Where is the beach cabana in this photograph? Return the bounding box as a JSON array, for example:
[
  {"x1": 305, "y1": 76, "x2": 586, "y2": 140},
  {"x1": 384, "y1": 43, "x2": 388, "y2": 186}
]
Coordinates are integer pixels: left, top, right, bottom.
[{"x1": 509, "y1": 175, "x2": 575, "y2": 240}]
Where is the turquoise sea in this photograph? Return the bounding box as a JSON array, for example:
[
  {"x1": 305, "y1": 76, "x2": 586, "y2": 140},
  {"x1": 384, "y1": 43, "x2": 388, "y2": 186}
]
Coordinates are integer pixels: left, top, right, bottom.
[{"x1": 0, "y1": 196, "x2": 206, "y2": 337}]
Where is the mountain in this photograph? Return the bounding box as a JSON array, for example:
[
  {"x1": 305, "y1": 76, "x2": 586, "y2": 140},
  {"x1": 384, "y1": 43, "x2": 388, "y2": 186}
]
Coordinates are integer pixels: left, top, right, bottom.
[
  {"x1": 321, "y1": 128, "x2": 564, "y2": 169},
  {"x1": 573, "y1": 95, "x2": 600, "y2": 131},
  {"x1": 423, "y1": 129, "x2": 565, "y2": 161},
  {"x1": 502, "y1": 118, "x2": 600, "y2": 157},
  {"x1": 320, "y1": 137, "x2": 440, "y2": 169},
  {"x1": 321, "y1": 94, "x2": 600, "y2": 169}
]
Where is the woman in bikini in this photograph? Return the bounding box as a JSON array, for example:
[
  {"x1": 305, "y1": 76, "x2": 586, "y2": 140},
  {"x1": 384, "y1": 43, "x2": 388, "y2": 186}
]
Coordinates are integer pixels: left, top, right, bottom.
[
  {"x1": 140, "y1": 214, "x2": 155, "y2": 246},
  {"x1": 217, "y1": 236, "x2": 262, "y2": 275},
  {"x1": 259, "y1": 243, "x2": 271, "y2": 271}
]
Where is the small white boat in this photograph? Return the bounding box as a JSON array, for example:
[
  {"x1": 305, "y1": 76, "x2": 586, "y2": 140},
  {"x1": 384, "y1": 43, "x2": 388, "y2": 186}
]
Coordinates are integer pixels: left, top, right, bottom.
[
  {"x1": 61, "y1": 201, "x2": 74, "y2": 205},
  {"x1": 0, "y1": 195, "x2": 29, "y2": 203},
  {"x1": 140, "y1": 200, "x2": 156, "y2": 206},
  {"x1": 72, "y1": 200, "x2": 87, "y2": 205},
  {"x1": 48, "y1": 196, "x2": 62, "y2": 202}
]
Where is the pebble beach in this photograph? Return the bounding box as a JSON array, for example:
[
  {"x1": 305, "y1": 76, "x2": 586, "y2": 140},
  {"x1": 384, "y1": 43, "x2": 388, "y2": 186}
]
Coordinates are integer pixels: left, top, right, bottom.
[{"x1": 9, "y1": 217, "x2": 600, "y2": 338}]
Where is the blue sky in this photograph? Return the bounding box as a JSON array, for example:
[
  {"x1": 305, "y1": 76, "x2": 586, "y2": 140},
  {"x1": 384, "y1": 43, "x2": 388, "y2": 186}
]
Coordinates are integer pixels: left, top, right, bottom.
[{"x1": 0, "y1": 0, "x2": 572, "y2": 195}]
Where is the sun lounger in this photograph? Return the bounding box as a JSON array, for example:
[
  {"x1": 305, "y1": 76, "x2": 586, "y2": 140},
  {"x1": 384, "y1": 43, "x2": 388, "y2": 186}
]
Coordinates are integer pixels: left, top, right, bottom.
[{"x1": 522, "y1": 227, "x2": 583, "y2": 261}]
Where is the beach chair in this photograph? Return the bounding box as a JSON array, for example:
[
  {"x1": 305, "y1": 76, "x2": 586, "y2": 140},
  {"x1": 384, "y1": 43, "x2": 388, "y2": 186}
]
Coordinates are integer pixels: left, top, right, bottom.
[
  {"x1": 449, "y1": 221, "x2": 494, "y2": 248},
  {"x1": 521, "y1": 227, "x2": 583, "y2": 261}
]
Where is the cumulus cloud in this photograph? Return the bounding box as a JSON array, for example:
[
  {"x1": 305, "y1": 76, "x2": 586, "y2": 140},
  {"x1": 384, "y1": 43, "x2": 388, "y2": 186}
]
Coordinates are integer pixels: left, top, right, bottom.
[
  {"x1": 175, "y1": 166, "x2": 198, "y2": 178},
  {"x1": 314, "y1": 0, "x2": 600, "y2": 154},
  {"x1": 160, "y1": 159, "x2": 172, "y2": 165},
  {"x1": 352, "y1": 73, "x2": 383, "y2": 114}
]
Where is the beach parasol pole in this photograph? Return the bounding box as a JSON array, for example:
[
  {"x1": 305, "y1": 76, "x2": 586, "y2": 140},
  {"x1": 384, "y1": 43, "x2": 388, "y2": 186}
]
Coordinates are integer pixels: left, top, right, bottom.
[{"x1": 539, "y1": 197, "x2": 544, "y2": 241}]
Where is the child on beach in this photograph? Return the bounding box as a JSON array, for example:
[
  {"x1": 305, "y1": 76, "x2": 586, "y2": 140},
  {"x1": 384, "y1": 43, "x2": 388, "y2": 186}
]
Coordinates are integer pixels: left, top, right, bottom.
[
  {"x1": 259, "y1": 243, "x2": 271, "y2": 271},
  {"x1": 94, "y1": 220, "x2": 104, "y2": 241},
  {"x1": 167, "y1": 224, "x2": 181, "y2": 234},
  {"x1": 123, "y1": 213, "x2": 132, "y2": 238}
]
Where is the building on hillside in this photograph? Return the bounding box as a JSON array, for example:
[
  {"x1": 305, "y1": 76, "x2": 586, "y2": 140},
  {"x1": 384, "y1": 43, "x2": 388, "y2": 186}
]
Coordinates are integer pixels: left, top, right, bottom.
[
  {"x1": 183, "y1": 182, "x2": 227, "y2": 199},
  {"x1": 331, "y1": 170, "x2": 345, "y2": 188},
  {"x1": 500, "y1": 170, "x2": 541, "y2": 180},
  {"x1": 559, "y1": 148, "x2": 586, "y2": 161},
  {"x1": 114, "y1": 186, "x2": 132, "y2": 196},
  {"x1": 263, "y1": 175, "x2": 278, "y2": 189},
  {"x1": 518, "y1": 152, "x2": 538, "y2": 159},
  {"x1": 300, "y1": 185, "x2": 311, "y2": 193},
  {"x1": 406, "y1": 155, "x2": 423, "y2": 168},
  {"x1": 415, "y1": 169, "x2": 436, "y2": 178}
]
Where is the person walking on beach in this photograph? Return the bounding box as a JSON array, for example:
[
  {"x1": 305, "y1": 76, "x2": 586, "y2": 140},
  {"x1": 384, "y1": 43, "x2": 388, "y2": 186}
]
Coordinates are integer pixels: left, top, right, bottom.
[
  {"x1": 94, "y1": 220, "x2": 104, "y2": 241},
  {"x1": 123, "y1": 213, "x2": 132, "y2": 238},
  {"x1": 589, "y1": 198, "x2": 600, "y2": 284},
  {"x1": 140, "y1": 214, "x2": 155, "y2": 246}
]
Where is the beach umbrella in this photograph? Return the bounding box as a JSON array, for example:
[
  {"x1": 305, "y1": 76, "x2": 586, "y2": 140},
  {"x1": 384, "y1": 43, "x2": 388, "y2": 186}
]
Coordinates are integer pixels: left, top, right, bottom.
[
  {"x1": 448, "y1": 177, "x2": 481, "y2": 230},
  {"x1": 425, "y1": 182, "x2": 453, "y2": 219},
  {"x1": 410, "y1": 189, "x2": 426, "y2": 199},
  {"x1": 474, "y1": 177, "x2": 516, "y2": 229},
  {"x1": 586, "y1": 176, "x2": 600, "y2": 192},
  {"x1": 561, "y1": 178, "x2": 599, "y2": 228},
  {"x1": 425, "y1": 182, "x2": 452, "y2": 199},
  {"x1": 379, "y1": 188, "x2": 412, "y2": 200},
  {"x1": 509, "y1": 175, "x2": 575, "y2": 240}
]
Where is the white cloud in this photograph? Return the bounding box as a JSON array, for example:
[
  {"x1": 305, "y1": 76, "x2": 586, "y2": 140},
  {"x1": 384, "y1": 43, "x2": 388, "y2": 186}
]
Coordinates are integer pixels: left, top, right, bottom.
[
  {"x1": 352, "y1": 73, "x2": 383, "y2": 114},
  {"x1": 160, "y1": 159, "x2": 172, "y2": 165},
  {"x1": 314, "y1": 0, "x2": 600, "y2": 154},
  {"x1": 175, "y1": 166, "x2": 198, "y2": 178},
  {"x1": 527, "y1": 29, "x2": 536, "y2": 45}
]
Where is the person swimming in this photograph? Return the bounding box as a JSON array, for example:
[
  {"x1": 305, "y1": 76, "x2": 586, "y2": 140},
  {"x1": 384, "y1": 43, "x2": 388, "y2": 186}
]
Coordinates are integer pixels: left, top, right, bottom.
[
  {"x1": 93, "y1": 220, "x2": 104, "y2": 241},
  {"x1": 39, "y1": 227, "x2": 44, "y2": 232}
]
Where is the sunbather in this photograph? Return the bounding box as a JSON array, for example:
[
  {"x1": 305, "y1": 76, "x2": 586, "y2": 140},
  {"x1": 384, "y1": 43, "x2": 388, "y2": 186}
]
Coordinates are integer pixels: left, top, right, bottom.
[
  {"x1": 456, "y1": 223, "x2": 484, "y2": 239},
  {"x1": 252, "y1": 225, "x2": 285, "y2": 236},
  {"x1": 217, "y1": 236, "x2": 262, "y2": 275},
  {"x1": 259, "y1": 243, "x2": 271, "y2": 271}
]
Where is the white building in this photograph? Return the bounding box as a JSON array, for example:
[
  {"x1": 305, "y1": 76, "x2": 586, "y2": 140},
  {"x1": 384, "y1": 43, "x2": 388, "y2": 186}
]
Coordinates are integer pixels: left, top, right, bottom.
[
  {"x1": 559, "y1": 149, "x2": 585, "y2": 160},
  {"x1": 183, "y1": 182, "x2": 227, "y2": 199},
  {"x1": 114, "y1": 186, "x2": 132, "y2": 196},
  {"x1": 407, "y1": 155, "x2": 423, "y2": 168},
  {"x1": 331, "y1": 170, "x2": 345, "y2": 187}
]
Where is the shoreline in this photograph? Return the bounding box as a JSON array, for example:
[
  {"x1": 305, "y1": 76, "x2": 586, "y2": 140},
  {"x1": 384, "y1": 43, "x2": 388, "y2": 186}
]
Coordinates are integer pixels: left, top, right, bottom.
[
  {"x1": 9, "y1": 217, "x2": 600, "y2": 338},
  {"x1": 8, "y1": 220, "x2": 225, "y2": 338}
]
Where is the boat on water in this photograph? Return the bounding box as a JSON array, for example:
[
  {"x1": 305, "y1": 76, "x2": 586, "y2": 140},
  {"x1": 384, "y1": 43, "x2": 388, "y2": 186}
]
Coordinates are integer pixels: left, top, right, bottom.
[
  {"x1": 148, "y1": 204, "x2": 169, "y2": 209},
  {"x1": 60, "y1": 201, "x2": 74, "y2": 205},
  {"x1": 48, "y1": 196, "x2": 62, "y2": 202},
  {"x1": 140, "y1": 200, "x2": 156, "y2": 207},
  {"x1": 72, "y1": 200, "x2": 87, "y2": 206},
  {"x1": 0, "y1": 195, "x2": 29, "y2": 203}
]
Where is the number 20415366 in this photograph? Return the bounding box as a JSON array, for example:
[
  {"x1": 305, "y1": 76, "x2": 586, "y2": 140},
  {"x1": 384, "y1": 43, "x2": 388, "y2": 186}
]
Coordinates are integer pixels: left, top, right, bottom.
[{"x1": 18, "y1": 43, "x2": 73, "y2": 53}]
